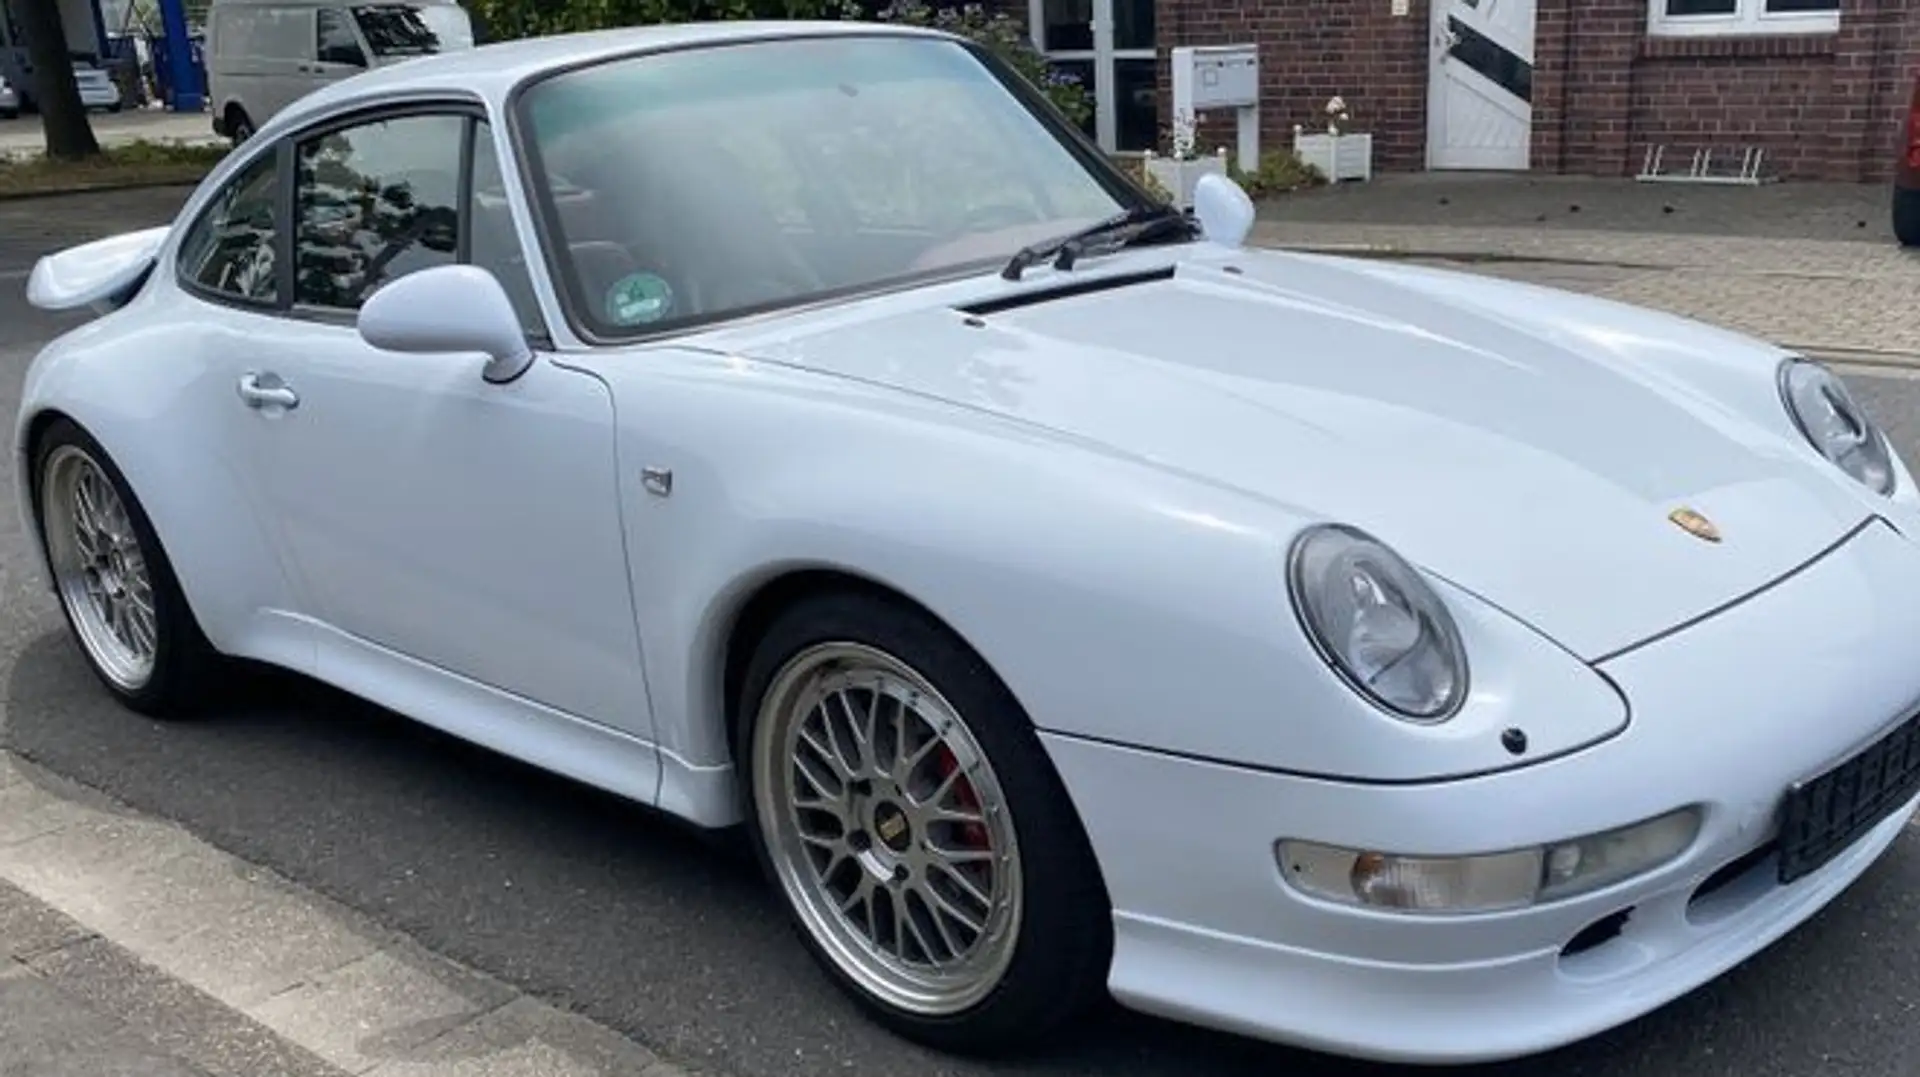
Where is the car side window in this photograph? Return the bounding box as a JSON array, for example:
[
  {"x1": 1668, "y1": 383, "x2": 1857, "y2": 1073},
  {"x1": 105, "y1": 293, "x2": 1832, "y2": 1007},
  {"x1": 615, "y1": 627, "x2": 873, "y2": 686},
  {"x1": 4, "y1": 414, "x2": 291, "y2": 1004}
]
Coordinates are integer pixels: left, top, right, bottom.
[
  {"x1": 315, "y1": 9, "x2": 367, "y2": 67},
  {"x1": 176, "y1": 149, "x2": 282, "y2": 304},
  {"x1": 293, "y1": 112, "x2": 463, "y2": 311},
  {"x1": 467, "y1": 120, "x2": 546, "y2": 336}
]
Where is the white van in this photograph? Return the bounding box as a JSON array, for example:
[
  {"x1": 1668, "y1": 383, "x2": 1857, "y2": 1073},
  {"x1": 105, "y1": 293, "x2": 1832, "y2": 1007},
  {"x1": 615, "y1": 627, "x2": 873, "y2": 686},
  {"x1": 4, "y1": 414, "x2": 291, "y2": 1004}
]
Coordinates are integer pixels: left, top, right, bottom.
[{"x1": 206, "y1": 0, "x2": 475, "y2": 143}]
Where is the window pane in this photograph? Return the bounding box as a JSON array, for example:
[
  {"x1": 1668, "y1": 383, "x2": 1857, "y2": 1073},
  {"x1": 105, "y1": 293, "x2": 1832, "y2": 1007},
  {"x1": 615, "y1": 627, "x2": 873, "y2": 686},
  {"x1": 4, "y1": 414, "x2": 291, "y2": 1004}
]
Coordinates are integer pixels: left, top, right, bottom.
[
  {"x1": 1114, "y1": 58, "x2": 1158, "y2": 153},
  {"x1": 1764, "y1": 0, "x2": 1838, "y2": 11},
  {"x1": 351, "y1": 4, "x2": 472, "y2": 57},
  {"x1": 1040, "y1": 0, "x2": 1093, "y2": 52},
  {"x1": 521, "y1": 37, "x2": 1132, "y2": 336},
  {"x1": 467, "y1": 121, "x2": 545, "y2": 335},
  {"x1": 315, "y1": 9, "x2": 366, "y2": 66},
  {"x1": 177, "y1": 150, "x2": 281, "y2": 303},
  {"x1": 1664, "y1": 0, "x2": 1738, "y2": 14},
  {"x1": 1048, "y1": 57, "x2": 1097, "y2": 143},
  {"x1": 1112, "y1": 0, "x2": 1154, "y2": 51},
  {"x1": 294, "y1": 113, "x2": 463, "y2": 310}
]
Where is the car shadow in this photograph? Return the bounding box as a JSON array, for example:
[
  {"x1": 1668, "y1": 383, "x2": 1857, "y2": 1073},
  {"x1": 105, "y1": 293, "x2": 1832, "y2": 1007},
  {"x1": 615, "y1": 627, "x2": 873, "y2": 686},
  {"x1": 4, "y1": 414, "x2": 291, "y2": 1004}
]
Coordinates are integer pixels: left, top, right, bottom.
[{"x1": 4, "y1": 627, "x2": 1912, "y2": 1077}]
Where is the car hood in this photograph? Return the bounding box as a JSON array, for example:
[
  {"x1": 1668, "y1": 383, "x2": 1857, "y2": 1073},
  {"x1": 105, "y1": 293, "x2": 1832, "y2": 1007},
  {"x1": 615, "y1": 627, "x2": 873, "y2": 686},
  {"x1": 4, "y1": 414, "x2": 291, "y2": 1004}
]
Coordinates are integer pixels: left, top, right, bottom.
[{"x1": 706, "y1": 249, "x2": 1870, "y2": 660}]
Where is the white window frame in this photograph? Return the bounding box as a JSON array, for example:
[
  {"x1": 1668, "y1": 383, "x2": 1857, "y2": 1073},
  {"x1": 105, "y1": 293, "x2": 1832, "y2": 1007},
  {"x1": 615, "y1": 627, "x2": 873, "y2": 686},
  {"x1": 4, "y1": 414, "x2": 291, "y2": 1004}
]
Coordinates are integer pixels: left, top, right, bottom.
[{"x1": 1647, "y1": 0, "x2": 1839, "y2": 37}]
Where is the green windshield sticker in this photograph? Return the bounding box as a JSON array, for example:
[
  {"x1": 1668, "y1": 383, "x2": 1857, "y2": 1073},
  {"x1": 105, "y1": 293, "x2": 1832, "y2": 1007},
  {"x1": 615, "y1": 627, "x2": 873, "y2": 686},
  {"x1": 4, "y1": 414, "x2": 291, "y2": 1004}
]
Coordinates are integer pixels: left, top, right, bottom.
[{"x1": 605, "y1": 272, "x2": 674, "y2": 326}]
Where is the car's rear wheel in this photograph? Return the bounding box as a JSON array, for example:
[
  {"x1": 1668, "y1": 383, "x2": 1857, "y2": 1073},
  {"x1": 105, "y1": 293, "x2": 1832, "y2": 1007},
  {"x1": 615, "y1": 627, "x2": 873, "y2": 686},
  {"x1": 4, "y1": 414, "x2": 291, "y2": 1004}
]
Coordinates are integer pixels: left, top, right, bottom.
[
  {"x1": 738, "y1": 590, "x2": 1111, "y2": 1053},
  {"x1": 34, "y1": 418, "x2": 214, "y2": 717},
  {"x1": 1895, "y1": 185, "x2": 1920, "y2": 248}
]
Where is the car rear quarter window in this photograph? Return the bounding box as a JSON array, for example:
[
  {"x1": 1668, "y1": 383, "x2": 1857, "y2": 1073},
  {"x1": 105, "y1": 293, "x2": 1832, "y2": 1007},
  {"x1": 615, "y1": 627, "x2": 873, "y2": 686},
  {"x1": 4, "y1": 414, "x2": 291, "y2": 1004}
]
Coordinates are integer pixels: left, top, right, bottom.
[{"x1": 176, "y1": 149, "x2": 282, "y2": 304}]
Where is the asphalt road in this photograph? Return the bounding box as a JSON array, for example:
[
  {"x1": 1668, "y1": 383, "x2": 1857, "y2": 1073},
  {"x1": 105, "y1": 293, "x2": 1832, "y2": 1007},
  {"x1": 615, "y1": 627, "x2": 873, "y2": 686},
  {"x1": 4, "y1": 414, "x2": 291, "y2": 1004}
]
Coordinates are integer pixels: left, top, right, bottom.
[{"x1": 5, "y1": 190, "x2": 1920, "y2": 1077}]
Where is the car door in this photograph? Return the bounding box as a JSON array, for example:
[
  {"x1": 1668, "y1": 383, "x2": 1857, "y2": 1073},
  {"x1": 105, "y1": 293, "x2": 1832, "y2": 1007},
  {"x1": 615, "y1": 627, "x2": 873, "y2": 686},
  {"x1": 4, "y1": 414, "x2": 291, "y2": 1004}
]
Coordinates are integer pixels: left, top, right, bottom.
[
  {"x1": 166, "y1": 136, "x2": 326, "y2": 671},
  {"x1": 236, "y1": 103, "x2": 655, "y2": 738}
]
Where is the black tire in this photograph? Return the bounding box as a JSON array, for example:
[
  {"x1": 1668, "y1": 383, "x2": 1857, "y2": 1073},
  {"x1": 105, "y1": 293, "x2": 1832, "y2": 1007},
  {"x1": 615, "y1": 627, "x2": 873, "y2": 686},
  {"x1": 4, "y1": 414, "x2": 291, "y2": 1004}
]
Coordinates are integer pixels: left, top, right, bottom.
[
  {"x1": 735, "y1": 588, "x2": 1113, "y2": 1054},
  {"x1": 31, "y1": 417, "x2": 217, "y2": 718},
  {"x1": 227, "y1": 107, "x2": 254, "y2": 145},
  {"x1": 1895, "y1": 185, "x2": 1920, "y2": 249}
]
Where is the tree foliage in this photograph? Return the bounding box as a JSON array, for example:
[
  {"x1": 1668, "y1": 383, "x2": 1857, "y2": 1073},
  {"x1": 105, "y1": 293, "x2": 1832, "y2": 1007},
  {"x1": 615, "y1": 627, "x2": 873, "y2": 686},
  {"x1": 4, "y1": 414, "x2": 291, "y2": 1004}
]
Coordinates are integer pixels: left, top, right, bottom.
[{"x1": 464, "y1": 0, "x2": 1091, "y2": 127}]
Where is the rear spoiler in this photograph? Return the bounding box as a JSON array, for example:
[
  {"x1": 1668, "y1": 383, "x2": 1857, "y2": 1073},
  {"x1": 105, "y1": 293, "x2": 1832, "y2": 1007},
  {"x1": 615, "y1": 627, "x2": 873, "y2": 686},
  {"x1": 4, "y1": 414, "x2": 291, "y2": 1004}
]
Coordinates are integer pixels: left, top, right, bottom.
[{"x1": 26, "y1": 225, "x2": 171, "y2": 316}]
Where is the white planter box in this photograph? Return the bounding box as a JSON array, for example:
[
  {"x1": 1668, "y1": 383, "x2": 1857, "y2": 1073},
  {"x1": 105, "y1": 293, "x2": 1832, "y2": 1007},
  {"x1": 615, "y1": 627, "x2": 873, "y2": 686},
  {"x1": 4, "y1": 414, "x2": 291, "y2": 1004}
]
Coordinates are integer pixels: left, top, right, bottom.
[
  {"x1": 1293, "y1": 131, "x2": 1373, "y2": 183},
  {"x1": 1143, "y1": 154, "x2": 1228, "y2": 209}
]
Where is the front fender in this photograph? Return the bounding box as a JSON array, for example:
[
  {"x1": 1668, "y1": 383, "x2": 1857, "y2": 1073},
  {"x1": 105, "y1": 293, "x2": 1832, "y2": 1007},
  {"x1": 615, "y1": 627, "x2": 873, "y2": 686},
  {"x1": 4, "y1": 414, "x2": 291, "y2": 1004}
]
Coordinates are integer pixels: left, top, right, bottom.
[
  {"x1": 586, "y1": 349, "x2": 1628, "y2": 800},
  {"x1": 1335, "y1": 255, "x2": 1920, "y2": 514}
]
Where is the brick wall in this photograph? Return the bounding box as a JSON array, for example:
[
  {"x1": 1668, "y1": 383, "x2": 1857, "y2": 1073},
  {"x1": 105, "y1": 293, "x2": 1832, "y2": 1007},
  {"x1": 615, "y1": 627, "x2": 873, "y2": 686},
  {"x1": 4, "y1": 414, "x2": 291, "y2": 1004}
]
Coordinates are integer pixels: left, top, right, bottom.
[
  {"x1": 1528, "y1": 0, "x2": 1916, "y2": 182},
  {"x1": 1101, "y1": 0, "x2": 1918, "y2": 181},
  {"x1": 1151, "y1": 0, "x2": 1431, "y2": 170}
]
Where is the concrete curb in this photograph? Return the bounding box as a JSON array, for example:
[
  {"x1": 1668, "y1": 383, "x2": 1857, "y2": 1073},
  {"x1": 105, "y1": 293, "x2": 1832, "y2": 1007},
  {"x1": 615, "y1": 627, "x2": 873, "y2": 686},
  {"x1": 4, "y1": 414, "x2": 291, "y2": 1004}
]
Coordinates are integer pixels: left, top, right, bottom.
[
  {"x1": 1263, "y1": 239, "x2": 1671, "y2": 271},
  {"x1": 0, "y1": 750, "x2": 705, "y2": 1077},
  {"x1": 0, "y1": 177, "x2": 205, "y2": 203},
  {"x1": 1792, "y1": 345, "x2": 1920, "y2": 372}
]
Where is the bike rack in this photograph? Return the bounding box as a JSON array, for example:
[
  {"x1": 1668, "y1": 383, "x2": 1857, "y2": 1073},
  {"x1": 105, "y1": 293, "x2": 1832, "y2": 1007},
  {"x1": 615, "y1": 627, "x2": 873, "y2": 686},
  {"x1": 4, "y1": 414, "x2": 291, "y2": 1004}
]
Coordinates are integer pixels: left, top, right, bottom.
[{"x1": 1636, "y1": 144, "x2": 1776, "y2": 185}]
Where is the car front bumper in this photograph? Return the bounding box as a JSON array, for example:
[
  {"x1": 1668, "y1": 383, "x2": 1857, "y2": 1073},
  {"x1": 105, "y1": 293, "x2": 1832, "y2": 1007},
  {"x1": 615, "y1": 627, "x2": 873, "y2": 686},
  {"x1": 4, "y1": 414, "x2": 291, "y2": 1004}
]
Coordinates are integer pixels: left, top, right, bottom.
[{"x1": 1043, "y1": 514, "x2": 1920, "y2": 1064}]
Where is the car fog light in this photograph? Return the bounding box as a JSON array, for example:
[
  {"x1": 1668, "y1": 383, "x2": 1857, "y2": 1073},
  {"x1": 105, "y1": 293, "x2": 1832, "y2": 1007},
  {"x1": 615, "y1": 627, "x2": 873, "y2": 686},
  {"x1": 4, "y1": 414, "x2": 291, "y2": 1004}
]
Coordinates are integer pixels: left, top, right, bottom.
[{"x1": 1276, "y1": 807, "x2": 1701, "y2": 916}]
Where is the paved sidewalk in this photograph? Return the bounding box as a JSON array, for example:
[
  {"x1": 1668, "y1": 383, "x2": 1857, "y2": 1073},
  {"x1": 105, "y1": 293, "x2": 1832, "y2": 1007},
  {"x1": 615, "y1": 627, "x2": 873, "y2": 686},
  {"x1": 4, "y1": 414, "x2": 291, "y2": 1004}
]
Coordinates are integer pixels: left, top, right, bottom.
[
  {"x1": 1249, "y1": 174, "x2": 1920, "y2": 364},
  {"x1": 0, "y1": 108, "x2": 221, "y2": 161},
  {"x1": 0, "y1": 751, "x2": 695, "y2": 1077}
]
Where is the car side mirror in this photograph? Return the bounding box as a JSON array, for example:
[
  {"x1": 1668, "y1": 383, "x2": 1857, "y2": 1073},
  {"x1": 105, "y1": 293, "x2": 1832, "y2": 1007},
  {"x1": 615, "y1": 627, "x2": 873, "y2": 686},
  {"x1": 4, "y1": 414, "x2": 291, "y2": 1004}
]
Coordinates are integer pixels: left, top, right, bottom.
[
  {"x1": 1192, "y1": 172, "x2": 1255, "y2": 249},
  {"x1": 357, "y1": 264, "x2": 535, "y2": 384}
]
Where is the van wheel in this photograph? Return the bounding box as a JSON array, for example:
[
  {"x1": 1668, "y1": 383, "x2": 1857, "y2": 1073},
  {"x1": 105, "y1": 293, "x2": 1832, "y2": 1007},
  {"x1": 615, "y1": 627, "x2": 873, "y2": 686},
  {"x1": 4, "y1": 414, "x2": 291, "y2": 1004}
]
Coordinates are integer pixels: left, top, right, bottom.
[{"x1": 227, "y1": 107, "x2": 254, "y2": 145}]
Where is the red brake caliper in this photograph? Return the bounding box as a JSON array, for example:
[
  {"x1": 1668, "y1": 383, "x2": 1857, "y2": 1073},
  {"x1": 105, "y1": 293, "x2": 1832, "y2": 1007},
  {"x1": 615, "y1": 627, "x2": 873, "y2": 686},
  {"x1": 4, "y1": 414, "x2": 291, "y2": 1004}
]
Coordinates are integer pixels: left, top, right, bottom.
[{"x1": 932, "y1": 745, "x2": 990, "y2": 852}]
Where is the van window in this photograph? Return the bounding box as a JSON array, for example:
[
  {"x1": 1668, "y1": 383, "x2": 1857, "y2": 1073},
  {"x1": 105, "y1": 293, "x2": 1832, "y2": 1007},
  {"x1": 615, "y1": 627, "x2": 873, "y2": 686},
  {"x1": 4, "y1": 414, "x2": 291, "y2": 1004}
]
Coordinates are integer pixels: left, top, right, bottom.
[
  {"x1": 352, "y1": 4, "x2": 471, "y2": 56},
  {"x1": 316, "y1": 9, "x2": 368, "y2": 66}
]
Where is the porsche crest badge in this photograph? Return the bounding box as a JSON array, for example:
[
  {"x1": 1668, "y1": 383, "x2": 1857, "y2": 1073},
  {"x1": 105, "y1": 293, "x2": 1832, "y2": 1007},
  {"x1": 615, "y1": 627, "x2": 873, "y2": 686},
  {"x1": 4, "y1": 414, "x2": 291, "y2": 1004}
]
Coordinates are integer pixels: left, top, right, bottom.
[{"x1": 1669, "y1": 507, "x2": 1721, "y2": 543}]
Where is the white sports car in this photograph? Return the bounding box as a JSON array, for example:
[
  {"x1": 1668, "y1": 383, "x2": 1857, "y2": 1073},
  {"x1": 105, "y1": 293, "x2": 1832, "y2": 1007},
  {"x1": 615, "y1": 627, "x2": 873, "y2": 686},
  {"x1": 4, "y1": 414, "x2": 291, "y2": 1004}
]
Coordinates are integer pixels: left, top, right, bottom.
[{"x1": 16, "y1": 21, "x2": 1920, "y2": 1066}]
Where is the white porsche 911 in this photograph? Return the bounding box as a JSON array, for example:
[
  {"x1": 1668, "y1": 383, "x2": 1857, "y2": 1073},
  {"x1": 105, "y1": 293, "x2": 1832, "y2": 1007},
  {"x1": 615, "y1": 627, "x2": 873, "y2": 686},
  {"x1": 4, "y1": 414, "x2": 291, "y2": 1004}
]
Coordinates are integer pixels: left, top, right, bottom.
[{"x1": 16, "y1": 20, "x2": 1920, "y2": 1065}]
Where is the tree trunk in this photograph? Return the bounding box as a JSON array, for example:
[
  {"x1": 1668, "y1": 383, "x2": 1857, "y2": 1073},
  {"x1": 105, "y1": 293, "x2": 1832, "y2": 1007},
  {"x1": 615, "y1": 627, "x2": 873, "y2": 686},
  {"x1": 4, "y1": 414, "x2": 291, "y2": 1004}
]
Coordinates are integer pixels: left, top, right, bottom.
[{"x1": 13, "y1": 0, "x2": 101, "y2": 160}]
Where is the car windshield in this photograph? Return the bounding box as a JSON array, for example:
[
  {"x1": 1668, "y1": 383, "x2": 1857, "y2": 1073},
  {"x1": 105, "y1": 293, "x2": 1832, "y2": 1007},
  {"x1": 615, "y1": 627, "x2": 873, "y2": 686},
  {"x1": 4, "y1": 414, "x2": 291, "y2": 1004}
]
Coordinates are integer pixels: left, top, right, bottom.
[
  {"x1": 514, "y1": 33, "x2": 1149, "y2": 338},
  {"x1": 351, "y1": 4, "x2": 470, "y2": 56}
]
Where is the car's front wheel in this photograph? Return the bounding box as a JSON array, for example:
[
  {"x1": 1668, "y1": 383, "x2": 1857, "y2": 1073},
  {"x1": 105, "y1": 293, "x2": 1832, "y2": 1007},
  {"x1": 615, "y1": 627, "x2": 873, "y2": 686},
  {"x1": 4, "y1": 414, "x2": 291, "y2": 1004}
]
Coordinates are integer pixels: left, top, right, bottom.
[
  {"x1": 33, "y1": 418, "x2": 214, "y2": 717},
  {"x1": 739, "y1": 590, "x2": 1112, "y2": 1053}
]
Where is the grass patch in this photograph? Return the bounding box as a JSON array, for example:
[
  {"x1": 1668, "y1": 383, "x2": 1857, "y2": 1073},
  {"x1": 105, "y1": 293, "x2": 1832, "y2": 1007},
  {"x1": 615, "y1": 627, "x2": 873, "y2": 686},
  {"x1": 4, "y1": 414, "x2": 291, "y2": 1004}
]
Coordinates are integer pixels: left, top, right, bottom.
[{"x1": 0, "y1": 139, "x2": 229, "y2": 198}]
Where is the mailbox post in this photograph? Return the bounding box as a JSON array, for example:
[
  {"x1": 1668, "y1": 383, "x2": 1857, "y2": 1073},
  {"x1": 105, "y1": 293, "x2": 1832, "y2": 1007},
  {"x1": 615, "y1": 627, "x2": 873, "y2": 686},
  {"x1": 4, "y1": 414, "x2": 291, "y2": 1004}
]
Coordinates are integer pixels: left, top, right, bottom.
[{"x1": 1169, "y1": 45, "x2": 1260, "y2": 173}]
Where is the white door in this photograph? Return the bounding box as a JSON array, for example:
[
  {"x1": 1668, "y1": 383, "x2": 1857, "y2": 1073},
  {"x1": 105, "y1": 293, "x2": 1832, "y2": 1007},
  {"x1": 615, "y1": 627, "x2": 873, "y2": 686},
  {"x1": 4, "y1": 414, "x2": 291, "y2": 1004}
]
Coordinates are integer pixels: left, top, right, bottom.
[
  {"x1": 1029, "y1": 0, "x2": 1158, "y2": 154},
  {"x1": 239, "y1": 109, "x2": 655, "y2": 736},
  {"x1": 1427, "y1": 0, "x2": 1536, "y2": 170}
]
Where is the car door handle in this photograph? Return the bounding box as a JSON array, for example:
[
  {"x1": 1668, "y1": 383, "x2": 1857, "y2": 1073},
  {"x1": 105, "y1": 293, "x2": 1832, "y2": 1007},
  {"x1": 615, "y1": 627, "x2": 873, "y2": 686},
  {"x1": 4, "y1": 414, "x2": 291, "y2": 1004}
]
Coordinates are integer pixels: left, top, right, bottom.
[{"x1": 237, "y1": 372, "x2": 299, "y2": 410}]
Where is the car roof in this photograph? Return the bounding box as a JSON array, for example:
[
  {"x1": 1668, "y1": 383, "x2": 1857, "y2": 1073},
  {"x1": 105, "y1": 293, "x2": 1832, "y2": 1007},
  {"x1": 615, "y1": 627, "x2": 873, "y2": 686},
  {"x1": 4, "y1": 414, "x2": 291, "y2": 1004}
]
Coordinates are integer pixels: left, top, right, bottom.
[{"x1": 278, "y1": 21, "x2": 957, "y2": 128}]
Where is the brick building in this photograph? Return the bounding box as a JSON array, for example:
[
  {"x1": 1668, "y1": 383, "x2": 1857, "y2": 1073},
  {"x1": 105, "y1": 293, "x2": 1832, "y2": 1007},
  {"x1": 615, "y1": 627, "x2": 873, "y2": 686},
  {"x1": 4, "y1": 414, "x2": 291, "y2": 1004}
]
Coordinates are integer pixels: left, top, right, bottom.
[{"x1": 1023, "y1": 0, "x2": 1919, "y2": 182}]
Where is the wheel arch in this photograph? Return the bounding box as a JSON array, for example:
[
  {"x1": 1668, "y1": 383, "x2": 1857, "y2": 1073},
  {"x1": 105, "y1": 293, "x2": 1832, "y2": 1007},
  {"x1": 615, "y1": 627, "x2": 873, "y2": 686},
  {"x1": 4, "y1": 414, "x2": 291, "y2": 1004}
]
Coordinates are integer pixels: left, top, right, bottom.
[
  {"x1": 715, "y1": 565, "x2": 1009, "y2": 772},
  {"x1": 22, "y1": 409, "x2": 202, "y2": 622},
  {"x1": 17, "y1": 391, "x2": 286, "y2": 665},
  {"x1": 19, "y1": 406, "x2": 78, "y2": 585}
]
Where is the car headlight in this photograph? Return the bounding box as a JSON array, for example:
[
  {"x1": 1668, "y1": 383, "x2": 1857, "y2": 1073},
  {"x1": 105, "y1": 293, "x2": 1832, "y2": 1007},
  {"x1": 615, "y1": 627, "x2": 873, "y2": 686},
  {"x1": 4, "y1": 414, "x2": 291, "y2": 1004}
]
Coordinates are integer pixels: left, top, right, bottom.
[
  {"x1": 1287, "y1": 524, "x2": 1467, "y2": 722},
  {"x1": 1779, "y1": 358, "x2": 1895, "y2": 496}
]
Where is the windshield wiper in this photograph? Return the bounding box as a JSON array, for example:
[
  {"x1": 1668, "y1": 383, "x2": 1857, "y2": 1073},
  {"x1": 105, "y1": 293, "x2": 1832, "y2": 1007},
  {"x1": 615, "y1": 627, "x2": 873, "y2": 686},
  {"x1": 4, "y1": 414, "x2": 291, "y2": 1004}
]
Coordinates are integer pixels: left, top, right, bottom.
[{"x1": 1000, "y1": 203, "x2": 1196, "y2": 282}]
